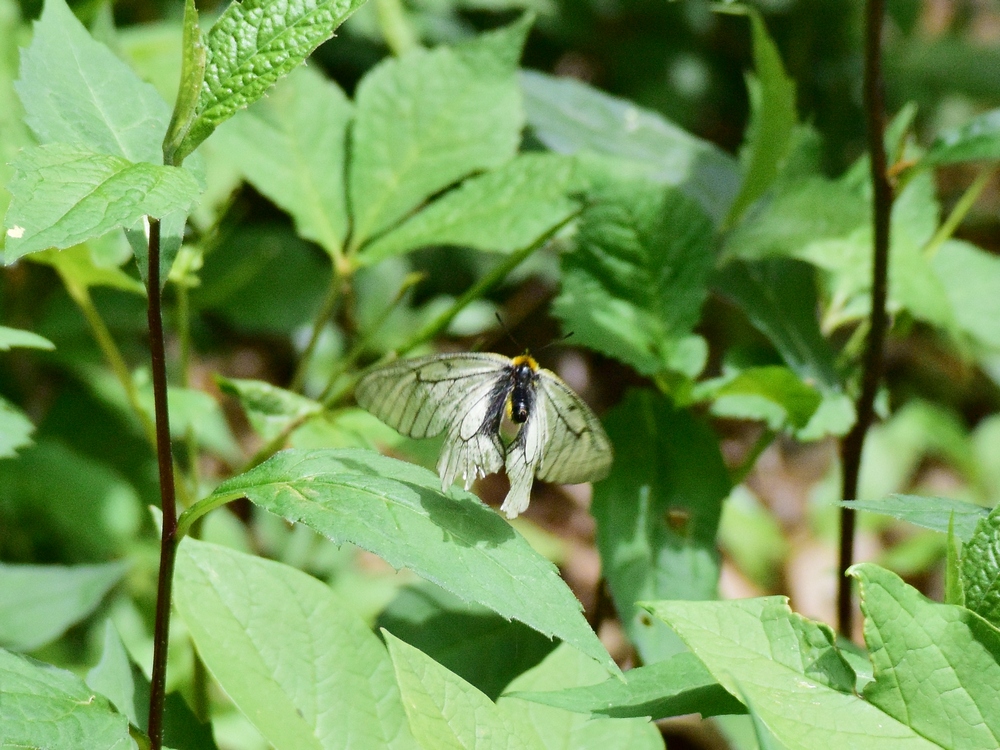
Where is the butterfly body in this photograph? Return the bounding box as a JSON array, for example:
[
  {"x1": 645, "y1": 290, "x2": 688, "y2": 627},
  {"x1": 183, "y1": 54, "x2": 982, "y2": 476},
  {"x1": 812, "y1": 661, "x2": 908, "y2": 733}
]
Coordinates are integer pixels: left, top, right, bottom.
[{"x1": 355, "y1": 352, "x2": 612, "y2": 518}]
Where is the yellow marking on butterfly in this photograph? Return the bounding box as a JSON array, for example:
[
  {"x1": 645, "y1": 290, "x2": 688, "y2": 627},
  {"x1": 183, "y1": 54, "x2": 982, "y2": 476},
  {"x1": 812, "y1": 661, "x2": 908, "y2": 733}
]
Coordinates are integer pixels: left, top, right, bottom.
[{"x1": 355, "y1": 352, "x2": 612, "y2": 518}]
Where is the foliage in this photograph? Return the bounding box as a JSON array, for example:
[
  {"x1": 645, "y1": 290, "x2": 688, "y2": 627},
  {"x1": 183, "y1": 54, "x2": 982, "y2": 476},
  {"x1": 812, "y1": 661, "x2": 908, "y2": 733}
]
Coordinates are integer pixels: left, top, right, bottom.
[{"x1": 3, "y1": 0, "x2": 1000, "y2": 748}]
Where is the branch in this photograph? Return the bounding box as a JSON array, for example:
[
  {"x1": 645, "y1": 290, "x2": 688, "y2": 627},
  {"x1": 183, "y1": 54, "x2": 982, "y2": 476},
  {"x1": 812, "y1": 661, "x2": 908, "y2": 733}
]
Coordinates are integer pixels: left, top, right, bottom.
[{"x1": 838, "y1": 0, "x2": 893, "y2": 637}]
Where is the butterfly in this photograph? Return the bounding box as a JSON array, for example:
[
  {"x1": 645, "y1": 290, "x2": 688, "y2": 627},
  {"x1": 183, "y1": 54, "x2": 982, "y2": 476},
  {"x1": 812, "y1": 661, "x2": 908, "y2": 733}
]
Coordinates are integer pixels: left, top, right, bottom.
[{"x1": 355, "y1": 352, "x2": 613, "y2": 518}]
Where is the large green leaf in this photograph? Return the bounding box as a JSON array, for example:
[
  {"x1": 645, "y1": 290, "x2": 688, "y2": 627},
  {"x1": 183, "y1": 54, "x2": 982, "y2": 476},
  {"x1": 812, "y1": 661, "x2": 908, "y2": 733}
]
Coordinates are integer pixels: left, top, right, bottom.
[
  {"x1": 592, "y1": 391, "x2": 729, "y2": 663},
  {"x1": 15, "y1": 0, "x2": 169, "y2": 164},
  {"x1": 0, "y1": 0, "x2": 30, "y2": 229},
  {"x1": 520, "y1": 71, "x2": 739, "y2": 225},
  {"x1": 509, "y1": 651, "x2": 745, "y2": 720},
  {"x1": 172, "y1": 0, "x2": 367, "y2": 162},
  {"x1": 384, "y1": 630, "x2": 544, "y2": 750},
  {"x1": 961, "y1": 504, "x2": 1000, "y2": 628},
  {"x1": 0, "y1": 396, "x2": 35, "y2": 458},
  {"x1": 215, "y1": 66, "x2": 352, "y2": 259},
  {"x1": 195, "y1": 449, "x2": 618, "y2": 675},
  {"x1": 497, "y1": 645, "x2": 664, "y2": 750},
  {"x1": 0, "y1": 648, "x2": 133, "y2": 749},
  {"x1": 348, "y1": 18, "x2": 528, "y2": 248},
  {"x1": 644, "y1": 596, "x2": 938, "y2": 749},
  {"x1": 174, "y1": 537, "x2": 418, "y2": 750},
  {"x1": 932, "y1": 239, "x2": 1000, "y2": 351},
  {"x1": 358, "y1": 153, "x2": 579, "y2": 264},
  {"x1": 924, "y1": 109, "x2": 1000, "y2": 165},
  {"x1": 696, "y1": 366, "x2": 823, "y2": 431},
  {"x1": 378, "y1": 580, "x2": 557, "y2": 700},
  {"x1": 0, "y1": 561, "x2": 127, "y2": 652},
  {"x1": 553, "y1": 179, "x2": 713, "y2": 377},
  {"x1": 852, "y1": 563, "x2": 1000, "y2": 749},
  {"x1": 4, "y1": 144, "x2": 201, "y2": 261}
]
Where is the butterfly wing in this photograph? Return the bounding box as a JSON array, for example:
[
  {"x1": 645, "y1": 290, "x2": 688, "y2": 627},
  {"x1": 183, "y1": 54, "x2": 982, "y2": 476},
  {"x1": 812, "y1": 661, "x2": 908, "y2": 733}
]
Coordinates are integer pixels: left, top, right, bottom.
[
  {"x1": 534, "y1": 369, "x2": 613, "y2": 485},
  {"x1": 501, "y1": 387, "x2": 548, "y2": 518},
  {"x1": 355, "y1": 353, "x2": 512, "y2": 490}
]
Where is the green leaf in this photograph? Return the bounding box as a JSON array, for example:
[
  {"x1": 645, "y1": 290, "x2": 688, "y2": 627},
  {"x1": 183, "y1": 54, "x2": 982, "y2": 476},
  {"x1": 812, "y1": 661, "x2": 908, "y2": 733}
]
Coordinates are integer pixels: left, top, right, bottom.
[
  {"x1": 498, "y1": 645, "x2": 664, "y2": 750},
  {"x1": 593, "y1": 391, "x2": 729, "y2": 663},
  {"x1": 553, "y1": 180, "x2": 714, "y2": 377},
  {"x1": 383, "y1": 629, "x2": 545, "y2": 750},
  {"x1": 697, "y1": 366, "x2": 823, "y2": 431},
  {"x1": 174, "y1": 537, "x2": 418, "y2": 750},
  {"x1": 0, "y1": 0, "x2": 31, "y2": 231},
  {"x1": 0, "y1": 561, "x2": 127, "y2": 652},
  {"x1": 86, "y1": 620, "x2": 219, "y2": 749},
  {"x1": 198, "y1": 448, "x2": 619, "y2": 676},
  {"x1": 135, "y1": 378, "x2": 241, "y2": 462},
  {"x1": 712, "y1": 258, "x2": 839, "y2": 389},
  {"x1": 932, "y1": 239, "x2": 1000, "y2": 351},
  {"x1": 962, "y1": 504, "x2": 1000, "y2": 628},
  {"x1": 0, "y1": 325, "x2": 55, "y2": 350},
  {"x1": 946, "y1": 515, "x2": 965, "y2": 607},
  {"x1": 217, "y1": 376, "x2": 322, "y2": 442},
  {"x1": 4, "y1": 144, "x2": 201, "y2": 262},
  {"x1": 725, "y1": 8, "x2": 798, "y2": 226},
  {"x1": 358, "y1": 153, "x2": 579, "y2": 265},
  {"x1": 644, "y1": 596, "x2": 938, "y2": 750},
  {"x1": 30, "y1": 243, "x2": 146, "y2": 295},
  {"x1": 172, "y1": 0, "x2": 368, "y2": 162},
  {"x1": 925, "y1": 108, "x2": 1000, "y2": 165},
  {"x1": 841, "y1": 495, "x2": 988, "y2": 542},
  {"x1": 377, "y1": 580, "x2": 557, "y2": 700},
  {"x1": 0, "y1": 649, "x2": 133, "y2": 750},
  {"x1": 520, "y1": 71, "x2": 740, "y2": 225},
  {"x1": 162, "y1": 0, "x2": 206, "y2": 164},
  {"x1": 348, "y1": 18, "x2": 528, "y2": 248},
  {"x1": 851, "y1": 562, "x2": 1000, "y2": 748},
  {"x1": 15, "y1": 0, "x2": 169, "y2": 163},
  {"x1": 509, "y1": 651, "x2": 746, "y2": 720},
  {"x1": 0, "y1": 396, "x2": 35, "y2": 458},
  {"x1": 215, "y1": 66, "x2": 352, "y2": 258}
]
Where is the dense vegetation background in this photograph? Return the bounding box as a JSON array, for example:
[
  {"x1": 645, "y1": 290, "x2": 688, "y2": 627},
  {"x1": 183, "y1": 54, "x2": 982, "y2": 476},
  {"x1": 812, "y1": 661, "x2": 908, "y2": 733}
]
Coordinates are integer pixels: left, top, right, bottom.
[{"x1": 3, "y1": 0, "x2": 1000, "y2": 748}]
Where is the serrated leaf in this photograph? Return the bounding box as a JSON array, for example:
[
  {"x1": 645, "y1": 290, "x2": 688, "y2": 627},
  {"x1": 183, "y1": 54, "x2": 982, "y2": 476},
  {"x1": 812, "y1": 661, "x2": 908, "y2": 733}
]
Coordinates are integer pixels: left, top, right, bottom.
[
  {"x1": 0, "y1": 649, "x2": 133, "y2": 749},
  {"x1": 15, "y1": 0, "x2": 169, "y2": 163},
  {"x1": 712, "y1": 258, "x2": 839, "y2": 389},
  {"x1": 520, "y1": 71, "x2": 739, "y2": 225},
  {"x1": 348, "y1": 18, "x2": 528, "y2": 248},
  {"x1": 384, "y1": 630, "x2": 544, "y2": 750},
  {"x1": 0, "y1": 325, "x2": 54, "y2": 350},
  {"x1": 174, "y1": 537, "x2": 418, "y2": 750},
  {"x1": 593, "y1": 391, "x2": 729, "y2": 663},
  {"x1": 358, "y1": 153, "x2": 579, "y2": 264},
  {"x1": 0, "y1": 561, "x2": 127, "y2": 652},
  {"x1": 925, "y1": 108, "x2": 1000, "y2": 165},
  {"x1": 697, "y1": 366, "x2": 823, "y2": 430},
  {"x1": 199, "y1": 448, "x2": 618, "y2": 676},
  {"x1": 553, "y1": 180, "x2": 714, "y2": 377},
  {"x1": 852, "y1": 562, "x2": 1000, "y2": 748},
  {"x1": 509, "y1": 650, "x2": 745, "y2": 720},
  {"x1": 498, "y1": 645, "x2": 664, "y2": 750},
  {"x1": 0, "y1": 0, "x2": 30, "y2": 230},
  {"x1": 378, "y1": 580, "x2": 557, "y2": 700},
  {"x1": 215, "y1": 66, "x2": 352, "y2": 258},
  {"x1": 217, "y1": 376, "x2": 322, "y2": 442},
  {"x1": 644, "y1": 596, "x2": 937, "y2": 750},
  {"x1": 725, "y1": 8, "x2": 798, "y2": 226},
  {"x1": 173, "y1": 0, "x2": 367, "y2": 162},
  {"x1": 962, "y1": 504, "x2": 1000, "y2": 627},
  {"x1": 842, "y1": 495, "x2": 988, "y2": 542},
  {"x1": 0, "y1": 396, "x2": 35, "y2": 458},
  {"x1": 4, "y1": 144, "x2": 201, "y2": 262}
]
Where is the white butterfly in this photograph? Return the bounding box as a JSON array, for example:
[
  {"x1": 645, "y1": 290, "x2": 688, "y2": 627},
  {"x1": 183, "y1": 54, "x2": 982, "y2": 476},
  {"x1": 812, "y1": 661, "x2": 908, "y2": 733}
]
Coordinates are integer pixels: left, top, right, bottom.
[{"x1": 355, "y1": 352, "x2": 613, "y2": 518}]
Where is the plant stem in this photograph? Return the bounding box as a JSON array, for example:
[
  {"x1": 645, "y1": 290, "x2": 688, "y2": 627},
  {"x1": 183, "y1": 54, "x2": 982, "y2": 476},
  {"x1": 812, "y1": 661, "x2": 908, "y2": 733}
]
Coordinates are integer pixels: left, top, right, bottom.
[
  {"x1": 838, "y1": 0, "x2": 893, "y2": 638},
  {"x1": 145, "y1": 218, "x2": 179, "y2": 750},
  {"x1": 375, "y1": 0, "x2": 418, "y2": 56},
  {"x1": 923, "y1": 168, "x2": 993, "y2": 260},
  {"x1": 290, "y1": 278, "x2": 341, "y2": 393}
]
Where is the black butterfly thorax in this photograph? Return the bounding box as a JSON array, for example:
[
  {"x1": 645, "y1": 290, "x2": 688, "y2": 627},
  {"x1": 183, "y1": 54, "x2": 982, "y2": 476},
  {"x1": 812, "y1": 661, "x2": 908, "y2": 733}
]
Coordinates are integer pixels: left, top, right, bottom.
[{"x1": 508, "y1": 360, "x2": 538, "y2": 424}]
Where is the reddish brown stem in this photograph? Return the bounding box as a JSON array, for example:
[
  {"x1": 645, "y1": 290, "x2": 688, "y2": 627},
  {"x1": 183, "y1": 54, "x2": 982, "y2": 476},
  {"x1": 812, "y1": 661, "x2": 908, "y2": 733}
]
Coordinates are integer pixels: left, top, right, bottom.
[{"x1": 838, "y1": 0, "x2": 893, "y2": 637}]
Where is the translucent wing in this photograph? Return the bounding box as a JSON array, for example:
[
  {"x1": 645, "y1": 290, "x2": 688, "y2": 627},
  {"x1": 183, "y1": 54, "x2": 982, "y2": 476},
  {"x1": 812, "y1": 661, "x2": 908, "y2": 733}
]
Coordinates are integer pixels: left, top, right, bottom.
[
  {"x1": 355, "y1": 353, "x2": 512, "y2": 491},
  {"x1": 535, "y1": 369, "x2": 613, "y2": 485},
  {"x1": 501, "y1": 397, "x2": 548, "y2": 519}
]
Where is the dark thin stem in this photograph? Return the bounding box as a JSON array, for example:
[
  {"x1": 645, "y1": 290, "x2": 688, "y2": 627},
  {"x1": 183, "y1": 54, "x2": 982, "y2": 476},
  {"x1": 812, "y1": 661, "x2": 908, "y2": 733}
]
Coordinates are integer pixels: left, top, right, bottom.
[
  {"x1": 145, "y1": 218, "x2": 179, "y2": 749},
  {"x1": 838, "y1": 0, "x2": 892, "y2": 637}
]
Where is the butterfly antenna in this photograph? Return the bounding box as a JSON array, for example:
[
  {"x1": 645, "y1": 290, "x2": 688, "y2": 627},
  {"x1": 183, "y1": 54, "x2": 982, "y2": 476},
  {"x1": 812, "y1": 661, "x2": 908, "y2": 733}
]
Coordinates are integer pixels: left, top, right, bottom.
[{"x1": 494, "y1": 312, "x2": 524, "y2": 352}]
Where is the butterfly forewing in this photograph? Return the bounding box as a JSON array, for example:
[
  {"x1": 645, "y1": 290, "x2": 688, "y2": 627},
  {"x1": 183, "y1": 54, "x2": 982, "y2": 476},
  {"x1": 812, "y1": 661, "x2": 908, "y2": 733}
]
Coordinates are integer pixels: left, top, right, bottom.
[{"x1": 535, "y1": 370, "x2": 613, "y2": 485}]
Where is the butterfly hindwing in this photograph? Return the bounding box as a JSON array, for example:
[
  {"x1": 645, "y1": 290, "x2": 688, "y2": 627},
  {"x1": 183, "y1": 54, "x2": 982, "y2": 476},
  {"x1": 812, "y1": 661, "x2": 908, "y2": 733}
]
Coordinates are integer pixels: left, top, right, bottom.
[{"x1": 535, "y1": 369, "x2": 613, "y2": 485}]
